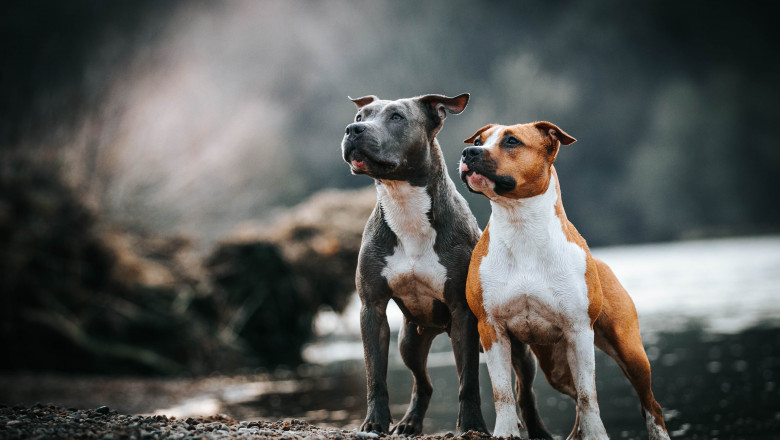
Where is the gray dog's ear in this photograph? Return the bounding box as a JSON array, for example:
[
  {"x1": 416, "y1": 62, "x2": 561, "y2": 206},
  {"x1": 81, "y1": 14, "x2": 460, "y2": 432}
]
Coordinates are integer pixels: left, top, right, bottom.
[
  {"x1": 418, "y1": 93, "x2": 470, "y2": 121},
  {"x1": 348, "y1": 95, "x2": 378, "y2": 109}
]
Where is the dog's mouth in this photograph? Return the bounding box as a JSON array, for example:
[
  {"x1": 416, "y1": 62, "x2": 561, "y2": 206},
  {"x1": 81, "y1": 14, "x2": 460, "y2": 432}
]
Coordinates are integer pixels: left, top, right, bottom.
[
  {"x1": 459, "y1": 161, "x2": 495, "y2": 193},
  {"x1": 349, "y1": 150, "x2": 398, "y2": 175}
]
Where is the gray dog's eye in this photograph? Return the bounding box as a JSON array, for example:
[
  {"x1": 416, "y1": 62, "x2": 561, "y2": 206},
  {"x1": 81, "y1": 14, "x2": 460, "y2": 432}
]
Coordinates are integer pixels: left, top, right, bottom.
[
  {"x1": 390, "y1": 113, "x2": 403, "y2": 121},
  {"x1": 356, "y1": 114, "x2": 362, "y2": 122}
]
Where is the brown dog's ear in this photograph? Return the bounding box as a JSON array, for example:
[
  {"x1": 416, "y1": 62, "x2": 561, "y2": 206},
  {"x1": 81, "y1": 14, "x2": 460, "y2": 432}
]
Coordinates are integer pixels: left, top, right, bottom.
[
  {"x1": 534, "y1": 121, "x2": 576, "y2": 146},
  {"x1": 348, "y1": 95, "x2": 378, "y2": 109},
  {"x1": 463, "y1": 124, "x2": 496, "y2": 144},
  {"x1": 418, "y1": 93, "x2": 470, "y2": 121}
]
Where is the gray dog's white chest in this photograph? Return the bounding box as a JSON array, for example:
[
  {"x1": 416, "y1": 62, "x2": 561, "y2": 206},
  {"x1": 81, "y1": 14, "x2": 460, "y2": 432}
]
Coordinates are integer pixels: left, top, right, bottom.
[{"x1": 377, "y1": 181, "x2": 447, "y2": 318}]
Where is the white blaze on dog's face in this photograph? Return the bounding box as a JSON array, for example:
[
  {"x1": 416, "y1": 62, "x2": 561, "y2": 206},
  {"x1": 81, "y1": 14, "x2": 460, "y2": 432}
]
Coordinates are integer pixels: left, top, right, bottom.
[{"x1": 459, "y1": 122, "x2": 576, "y2": 200}]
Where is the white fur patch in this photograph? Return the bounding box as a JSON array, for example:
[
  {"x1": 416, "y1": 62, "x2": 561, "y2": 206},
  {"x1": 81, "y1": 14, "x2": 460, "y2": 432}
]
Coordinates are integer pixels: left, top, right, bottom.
[
  {"x1": 483, "y1": 338, "x2": 522, "y2": 438},
  {"x1": 479, "y1": 175, "x2": 608, "y2": 438},
  {"x1": 565, "y1": 329, "x2": 608, "y2": 438},
  {"x1": 377, "y1": 181, "x2": 447, "y2": 321},
  {"x1": 646, "y1": 410, "x2": 671, "y2": 440},
  {"x1": 480, "y1": 175, "x2": 590, "y2": 340},
  {"x1": 483, "y1": 128, "x2": 501, "y2": 148}
]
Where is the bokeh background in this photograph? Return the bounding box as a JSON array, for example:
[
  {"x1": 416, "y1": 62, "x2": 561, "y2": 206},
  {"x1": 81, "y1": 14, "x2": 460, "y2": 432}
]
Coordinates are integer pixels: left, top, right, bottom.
[{"x1": 2, "y1": 1, "x2": 779, "y2": 438}]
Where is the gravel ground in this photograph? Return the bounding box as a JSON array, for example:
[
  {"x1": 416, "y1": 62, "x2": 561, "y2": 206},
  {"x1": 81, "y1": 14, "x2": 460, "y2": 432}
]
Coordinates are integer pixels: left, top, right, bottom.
[{"x1": 0, "y1": 404, "x2": 494, "y2": 440}]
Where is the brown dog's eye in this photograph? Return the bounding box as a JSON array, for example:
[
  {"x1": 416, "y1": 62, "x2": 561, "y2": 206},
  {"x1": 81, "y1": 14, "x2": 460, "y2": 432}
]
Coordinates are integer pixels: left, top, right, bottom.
[
  {"x1": 474, "y1": 138, "x2": 482, "y2": 146},
  {"x1": 356, "y1": 114, "x2": 362, "y2": 122},
  {"x1": 506, "y1": 136, "x2": 519, "y2": 146}
]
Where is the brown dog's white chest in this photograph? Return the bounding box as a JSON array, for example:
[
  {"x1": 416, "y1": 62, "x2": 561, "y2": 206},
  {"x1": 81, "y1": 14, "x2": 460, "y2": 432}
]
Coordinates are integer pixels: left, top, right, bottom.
[{"x1": 479, "y1": 176, "x2": 592, "y2": 343}]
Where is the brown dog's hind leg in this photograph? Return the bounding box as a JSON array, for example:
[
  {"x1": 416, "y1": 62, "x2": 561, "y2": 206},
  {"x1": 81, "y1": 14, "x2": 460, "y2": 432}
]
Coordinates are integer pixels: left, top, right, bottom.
[
  {"x1": 593, "y1": 259, "x2": 670, "y2": 440},
  {"x1": 510, "y1": 339, "x2": 553, "y2": 439}
]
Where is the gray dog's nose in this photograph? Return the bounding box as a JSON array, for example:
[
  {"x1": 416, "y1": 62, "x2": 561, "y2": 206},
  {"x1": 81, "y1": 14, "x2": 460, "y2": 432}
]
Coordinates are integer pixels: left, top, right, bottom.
[
  {"x1": 462, "y1": 147, "x2": 483, "y2": 161},
  {"x1": 345, "y1": 122, "x2": 367, "y2": 139}
]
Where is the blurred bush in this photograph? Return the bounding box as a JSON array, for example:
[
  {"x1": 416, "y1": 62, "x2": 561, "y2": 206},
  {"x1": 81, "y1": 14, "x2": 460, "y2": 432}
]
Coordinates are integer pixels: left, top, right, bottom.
[
  {"x1": 205, "y1": 187, "x2": 374, "y2": 367},
  {"x1": 0, "y1": 152, "x2": 374, "y2": 375},
  {"x1": 1, "y1": 152, "x2": 229, "y2": 374}
]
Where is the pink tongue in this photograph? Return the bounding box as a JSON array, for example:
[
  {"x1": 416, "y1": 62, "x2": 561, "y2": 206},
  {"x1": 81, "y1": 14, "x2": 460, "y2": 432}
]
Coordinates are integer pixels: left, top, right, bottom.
[
  {"x1": 460, "y1": 162, "x2": 469, "y2": 172},
  {"x1": 469, "y1": 173, "x2": 488, "y2": 186},
  {"x1": 352, "y1": 159, "x2": 365, "y2": 168}
]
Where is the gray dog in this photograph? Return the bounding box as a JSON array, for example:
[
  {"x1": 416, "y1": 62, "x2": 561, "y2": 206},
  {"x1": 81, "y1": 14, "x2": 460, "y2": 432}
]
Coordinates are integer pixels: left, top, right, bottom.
[{"x1": 340, "y1": 93, "x2": 549, "y2": 436}]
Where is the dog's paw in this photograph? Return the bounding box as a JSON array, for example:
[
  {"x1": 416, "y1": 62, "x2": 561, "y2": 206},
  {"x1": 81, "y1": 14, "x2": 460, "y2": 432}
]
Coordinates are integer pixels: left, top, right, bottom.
[
  {"x1": 525, "y1": 419, "x2": 554, "y2": 439},
  {"x1": 492, "y1": 419, "x2": 522, "y2": 439},
  {"x1": 492, "y1": 431, "x2": 523, "y2": 439},
  {"x1": 456, "y1": 412, "x2": 489, "y2": 434},
  {"x1": 360, "y1": 420, "x2": 389, "y2": 434},
  {"x1": 392, "y1": 414, "x2": 423, "y2": 436}
]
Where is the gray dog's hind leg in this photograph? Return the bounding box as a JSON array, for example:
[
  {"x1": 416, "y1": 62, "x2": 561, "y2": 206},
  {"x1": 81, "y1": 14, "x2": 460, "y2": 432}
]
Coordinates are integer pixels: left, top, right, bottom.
[
  {"x1": 512, "y1": 341, "x2": 553, "y2": 439},
  {"x1": 449, "y1": 306, "x2": 489, "y2": 434},
  {"x1": 392, "y1": 317, "x2": 437, "y2": 435}
]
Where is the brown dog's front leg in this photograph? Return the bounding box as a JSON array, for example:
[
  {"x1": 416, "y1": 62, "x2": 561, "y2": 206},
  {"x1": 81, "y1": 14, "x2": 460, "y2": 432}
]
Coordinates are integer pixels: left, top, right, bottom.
[{"x1": 360, "y1": 299, "x2": 392, "y2": 433}]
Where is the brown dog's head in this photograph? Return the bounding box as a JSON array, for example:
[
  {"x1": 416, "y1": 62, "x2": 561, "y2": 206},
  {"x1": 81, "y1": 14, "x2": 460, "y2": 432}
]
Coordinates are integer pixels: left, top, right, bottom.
[{"x1": 459, "y1": 121, "x2": 576, "y2": 200}]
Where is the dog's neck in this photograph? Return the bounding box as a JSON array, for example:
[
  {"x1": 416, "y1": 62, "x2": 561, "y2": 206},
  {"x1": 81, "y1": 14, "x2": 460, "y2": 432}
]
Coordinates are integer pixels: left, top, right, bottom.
[
  {"x1": 488, "y1": 169, "x2": 560, "y2": 246},
  {"x1": 377, "y1": 138, "x2": 451, "y2": 215}
]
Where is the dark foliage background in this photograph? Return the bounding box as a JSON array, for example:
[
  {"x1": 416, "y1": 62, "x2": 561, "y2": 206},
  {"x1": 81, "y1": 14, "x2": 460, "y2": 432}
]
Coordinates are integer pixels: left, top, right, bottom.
[{"x1": 3, "y1": 0, "x2": 778, "y2": 245}]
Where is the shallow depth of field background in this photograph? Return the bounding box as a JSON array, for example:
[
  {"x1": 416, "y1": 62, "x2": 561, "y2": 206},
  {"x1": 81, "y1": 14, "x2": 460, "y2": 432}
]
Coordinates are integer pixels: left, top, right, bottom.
[{"x1": 1, "y1": 1, "x2": 779, "y2": 439}]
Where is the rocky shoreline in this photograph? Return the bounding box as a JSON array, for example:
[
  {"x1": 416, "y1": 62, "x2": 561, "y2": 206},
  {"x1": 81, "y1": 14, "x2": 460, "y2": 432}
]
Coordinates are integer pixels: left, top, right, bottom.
[{"x1": 0, "y1": 404, "x2": 493, "y2": 440}]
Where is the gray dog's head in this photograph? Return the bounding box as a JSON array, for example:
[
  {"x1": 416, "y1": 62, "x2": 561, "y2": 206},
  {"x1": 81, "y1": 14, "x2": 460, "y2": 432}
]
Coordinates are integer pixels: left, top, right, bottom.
[{"x1": 341, "y1": 93, "x2": 469, "y2": 182}]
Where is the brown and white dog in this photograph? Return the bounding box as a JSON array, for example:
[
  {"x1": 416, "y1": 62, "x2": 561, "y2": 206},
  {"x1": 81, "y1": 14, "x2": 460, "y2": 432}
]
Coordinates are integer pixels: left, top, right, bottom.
[{"x1": 458, "y1": 122, "x2": 670, "y2": 439}]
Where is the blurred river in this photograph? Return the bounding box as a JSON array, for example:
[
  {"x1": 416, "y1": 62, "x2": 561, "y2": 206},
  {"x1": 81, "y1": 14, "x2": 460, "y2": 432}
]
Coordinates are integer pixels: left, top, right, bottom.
[{"x1": 3, "y1": 236, "x2": 779, "y2": 439}]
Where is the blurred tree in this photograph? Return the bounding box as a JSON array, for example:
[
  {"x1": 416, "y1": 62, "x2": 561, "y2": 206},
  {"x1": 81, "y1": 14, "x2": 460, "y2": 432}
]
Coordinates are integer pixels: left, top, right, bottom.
[{"x1": 4, "y1": 0, "x2": 776, "y2": 245}]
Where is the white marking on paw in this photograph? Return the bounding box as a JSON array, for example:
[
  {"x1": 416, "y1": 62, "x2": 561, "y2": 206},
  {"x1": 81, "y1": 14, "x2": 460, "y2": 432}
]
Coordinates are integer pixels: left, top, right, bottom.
[
  {"x1": 646, "y1": 410, "x2": 670, "y2": 440},
  {"x1": 483, "y1": 337, "x2": 522, "y2": 439}
]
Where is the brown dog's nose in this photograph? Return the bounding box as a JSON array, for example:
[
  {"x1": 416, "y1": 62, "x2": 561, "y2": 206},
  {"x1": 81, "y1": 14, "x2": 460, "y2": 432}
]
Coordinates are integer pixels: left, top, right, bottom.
[
  {"x1": 462, "y1": 147, "x2": 483, "y2": 162},
  {"x1": 345, "y1": 122, "x2": 367, "y2": 140}
]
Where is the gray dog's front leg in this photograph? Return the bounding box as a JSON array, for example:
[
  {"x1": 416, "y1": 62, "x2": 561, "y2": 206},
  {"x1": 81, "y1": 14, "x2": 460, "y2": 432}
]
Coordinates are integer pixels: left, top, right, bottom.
[{"x1": 360, "y1": 299, "x2": 391, "y2": 433}]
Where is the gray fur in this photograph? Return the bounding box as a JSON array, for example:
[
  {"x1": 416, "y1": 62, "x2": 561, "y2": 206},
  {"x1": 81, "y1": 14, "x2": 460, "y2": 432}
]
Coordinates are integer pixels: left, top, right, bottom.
[{"x1": 341, "y1": 94, "x2": 538, "y2": 435}]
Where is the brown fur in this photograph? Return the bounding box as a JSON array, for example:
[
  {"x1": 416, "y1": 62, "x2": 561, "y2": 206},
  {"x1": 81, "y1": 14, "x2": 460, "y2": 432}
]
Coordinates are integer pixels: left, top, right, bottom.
[
  {"x1": 465, "y1": 121, "x2": 668, "y2": 434},
  {"x1": 552, "y1": 167, "x2": 603, "y2": 325},
  {"x1": 465, "y1": 225, "x2": 497, "y2": 351}
]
